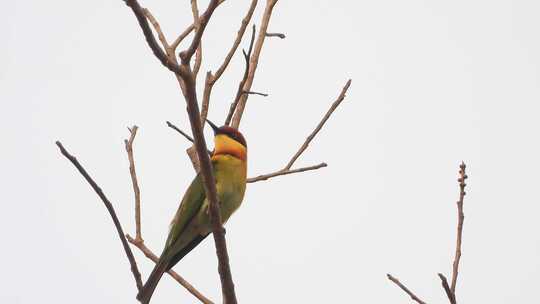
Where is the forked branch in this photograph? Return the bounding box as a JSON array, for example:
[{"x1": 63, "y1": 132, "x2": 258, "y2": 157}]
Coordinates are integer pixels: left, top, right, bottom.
[
  {"x1": 124, "y1": 128, "x2": 213, "y2": 303},
  {"x1": 247, "y1": 80, "x2": 351, "y2": 183}
]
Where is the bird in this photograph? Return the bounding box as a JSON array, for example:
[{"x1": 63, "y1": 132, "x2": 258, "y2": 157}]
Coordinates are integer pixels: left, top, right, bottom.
[{"x1": 137, "y1": 120, "x2": 248, "y2": 303}]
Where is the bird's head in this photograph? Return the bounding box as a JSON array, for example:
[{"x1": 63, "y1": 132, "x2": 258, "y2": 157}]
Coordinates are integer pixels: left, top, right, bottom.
[{"x1": 206, "y1": 119, "x2": 247, "y2": 161}]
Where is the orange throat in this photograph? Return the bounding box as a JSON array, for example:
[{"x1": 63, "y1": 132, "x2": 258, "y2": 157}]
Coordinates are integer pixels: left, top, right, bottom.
[{"x1": 212, "y1": 134, "x2": 247, "y2": 161}]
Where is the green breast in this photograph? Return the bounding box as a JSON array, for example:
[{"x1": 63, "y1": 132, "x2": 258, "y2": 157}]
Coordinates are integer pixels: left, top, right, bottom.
[{"x1": 213, "y1": 154, "x2": 247, "y2": 223}]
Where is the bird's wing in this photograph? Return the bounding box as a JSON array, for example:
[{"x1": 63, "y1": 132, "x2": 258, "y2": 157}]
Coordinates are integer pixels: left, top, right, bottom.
[{"x1": 165, "y1": 173, "x2": 207, "y2": 249}]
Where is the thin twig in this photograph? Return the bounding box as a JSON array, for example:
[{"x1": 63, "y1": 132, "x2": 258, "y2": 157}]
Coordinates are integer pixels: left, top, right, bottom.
[
  {"x1": 56, "y1": 141, "x2": 143, "y2": 292},
  {"x1": 191, "y1": 0, "x2": 203, "y2": 77},
  {"x1": 166, "y1": 121, "x2": 213, "y2": 156},
  {"x1": 451, "y1": 162, "x2": 468, "y2": 293},
  {"x1": 125, "y1": 126, "x2": 142, "y2": 242},
  {"x1": 179, "y1": 0, "x2": 220, "y2": 64},
  {"x1": 212, "y1": 0, "x2": 258, "y2": 83},
  {"x1": 200, "y1": 0, "x2": 258, "y2": 125},
  {"x1": 170, "y1": 0, "x2": 226, "y2": 51},
  {"x1": 124, "y1": 127, "x2": 211, "y2": 303},
  {"x1": 387, "y1": 274, "x2": 427, "y2": 304},
  {"x1": 231, "y1": 0, "x2": 279, "y2": 128},
  {"x1": 171, "y1": 23, "x2": 195, "y2": 51},
  {"x1": 225, "y1": 26, "x2": 256, "y2": 126},
  {"x1": 166, "y1": 121, "x2": 195, "y2": 142},
  {"x1": 126, "y1": 235, "x2": 214, "y2": 304},
  {"x1": 123, "y1": 0, "x2": 189, "y2": 78},
  {"x1": 242, "y1": 90, "x2": 268, "y2": 97},
  {"x1": 438, "y1": 273, "x2": 457, "y2": 304},
  {"x1": 247, "y1": 162, "x2": 327, "y2": 183},
  {"x1": 285, "y1": 79, "x2": 351, "y2": 170},
  {"x1": 246, "y1": 80, "x2": 351, "y2": 183},
  {"x1": 265, "y1": 32, "x2": 285, "y2": 39}
]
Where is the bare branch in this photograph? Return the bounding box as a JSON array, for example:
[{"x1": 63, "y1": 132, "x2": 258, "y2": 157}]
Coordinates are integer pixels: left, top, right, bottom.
[
  {"x1": 200, "y1": 72, "x2": 213, "y2": 124},
  {"x1": 212, "y1": 0, "x2": 258, "y2": 83},
  {"x1": 231, "y1": 0, "x2": 279, "y2": 128},
  {"x1": 171, "y1": 23, "x2": 195, "y2": 51},
  {"x1": 179, "y1": 0, "x2": 221, "y2": 64},
  {"x1": 123, "y1": 0, "x2": 189, "y2": 78},
  {"x1": 143, "y1": 9, "x2": 170, "y2": 51},
  {"x1": 166, "y1": 121, "x2": 213, "y2": 156},
  {"x1": 438, "y1": 273, "x2": 457, "y2": 304},
  {"x1": 242, "y1": 90, "x2": 268, "y2": 97},
  {"x1": 179, "y1": 73, "x2": 238, "y2": 304},
  {"x1": 246, "y1": 80, "x2": 350, "y2": 183},
  {"x1": 285, "y1": 79, "x2": 351, "y2": 170},
  {"x1": 225, "y1": 26, "x2": 256, "y2": 126},
  {"x1": 247, "y1": 162, "x2": 327, "y2": 183},
  {"x1": 265, "y1": 32, "x2": 285, "y2": 39},
  {"x1": 56, "y1": 141, "x2": 143, "y2": 292},
  {"x1": 200, "y1": 0, "x2": 257, "y2": 125},
  {"x1": 124, "y1": 126, "x2": 142, "y2": 242},
  {"x1": 191, "y1": 0, "x2": 203, "y2": 77},
  {"x1": 127, "y1": 235, "x2": 214, "y2": 304},
  {"x1": 123, "y1": 128, "x2": 212, "y2": 303},
  {"x1": 166, "y1": 121, "x2": 195, "y2": 143},
  {"x1": 170, "y1": 0, "x2": 226, "y2": 51},
  {"x1": 387, "y1": 274, "x2": 427, "y2": 304},
  {"x1": 451, "y1": 162, "x2": 468, "y2": 293}
]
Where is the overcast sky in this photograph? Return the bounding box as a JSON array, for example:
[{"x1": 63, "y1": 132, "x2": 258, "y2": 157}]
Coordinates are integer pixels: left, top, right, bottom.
[{"x1": 2, "y1": 0, "x2": 540, "y2": 303}]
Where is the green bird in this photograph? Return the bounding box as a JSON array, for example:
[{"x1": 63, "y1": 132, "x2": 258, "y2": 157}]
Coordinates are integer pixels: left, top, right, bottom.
[{"x1": 137, "y1": 121, "x2": 247, "y2": 303}]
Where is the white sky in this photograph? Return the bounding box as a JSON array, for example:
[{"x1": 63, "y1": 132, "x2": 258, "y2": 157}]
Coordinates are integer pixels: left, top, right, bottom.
[{"x1": 2, "y1": 0, "x2": 540, "y2": 303}]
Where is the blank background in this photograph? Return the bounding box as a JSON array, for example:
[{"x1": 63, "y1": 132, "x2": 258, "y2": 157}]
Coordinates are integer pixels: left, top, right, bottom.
[{"x1": 2, "y1": 0, "x2": 539, "y2": 303}]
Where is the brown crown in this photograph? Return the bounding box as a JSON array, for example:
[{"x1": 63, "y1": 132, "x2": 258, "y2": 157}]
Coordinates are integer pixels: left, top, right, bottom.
[{"x1": 216, "y1": 126, "x2": 247, "y2": 147}]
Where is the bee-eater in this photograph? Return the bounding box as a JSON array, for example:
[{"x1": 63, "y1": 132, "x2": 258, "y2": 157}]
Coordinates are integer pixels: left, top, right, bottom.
[{"x1": 137, "y1": 121, "x2": 247, "y2": 303}]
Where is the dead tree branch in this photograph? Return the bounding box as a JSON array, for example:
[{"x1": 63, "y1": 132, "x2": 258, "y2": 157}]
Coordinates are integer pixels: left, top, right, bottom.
[
  {"x1": 56, "y1": 141, "x2": 143, "y2": 292},
  {"x1": 247, "y1": 162, "x2": 327, "y2": 183},
  {"x1": 286, "y1": 79, "x2": 351, "y2": 170},
  {"x1": 200, "y1": 0, "x2": 258, "y2": 125},
  {"x1": 265, "y1": 32, "x2": 285, "y2": 39},
  {"x1": 242, "y1": 90, "x2": 268, "y2": 97},
  {"x1": 166, "y1": 121, "x2": 213, "y2": 156},
  {"x1": 388, "y1": 163, "x2": 469, "y2": 303},
  {"x1": 231, "y1": 0, "x2": 279, "y2": 128},
  {"x1": 125, "y1": 126, "x2": 142, "y2": 242},
  {"x1": 451, "y1": 162, "x2": 467, "y2": 293},
  {"x1": 386, "y1": 274, "x2": 427, "y2": 304},
  {"x1": 247, "y1": 80, "x2": 351, "y2": 183},
  {"x1": 124, "y1": 128, "x2": 213, "y2": 303},
  {"x1": 438, "y1": 273, "x2": 457, "y2": 304},
  {"x1": 126, "y1": 235, "x2": 214, "y2": 304},
  {"x1": 191, "y1": 0, "x2": 203, "y2": 77},
  {"x1": 123, "y1": 0, "x2": 238, "y2": 302},
  {"x1": 225, "y1": 26, "x2": 256, "y2": 126}
]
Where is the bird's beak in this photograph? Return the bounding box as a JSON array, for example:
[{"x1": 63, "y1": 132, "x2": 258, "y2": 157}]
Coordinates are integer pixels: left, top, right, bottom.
[{"x1": 205, "y1": 119, "x2": 219, "y2": 134}]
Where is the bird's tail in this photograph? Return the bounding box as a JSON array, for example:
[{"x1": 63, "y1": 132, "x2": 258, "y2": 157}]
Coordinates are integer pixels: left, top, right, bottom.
[{"x1": 137, "y1": 258, "x2": 169, "y2": 304}]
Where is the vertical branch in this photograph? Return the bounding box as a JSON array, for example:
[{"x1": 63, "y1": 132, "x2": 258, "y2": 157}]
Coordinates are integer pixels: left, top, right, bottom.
[
  {"x1": 180, "y1": 71, "x2": 238, "y2": 304},
  {"x1": 231, "y1": 0, "x2": 279, "y2": 128},
  {"x1": 56, "y1": 141, "x2": 143, "y2": 292},
  {"x1": 200, "y1": 0, "x2": 258, "y2": 125},
  {"x1": 224, "y1": 25, "x2": 256, "y2": 126},
  {"x1": 450, "y1": 162, "x2": 468, "y2": 293},
  {"x1": 125, "y1": 126, "x2": 142, "y2": 242},
  {"x1": 191, "y1": 0, "x2": 203, "y2": 77}
]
